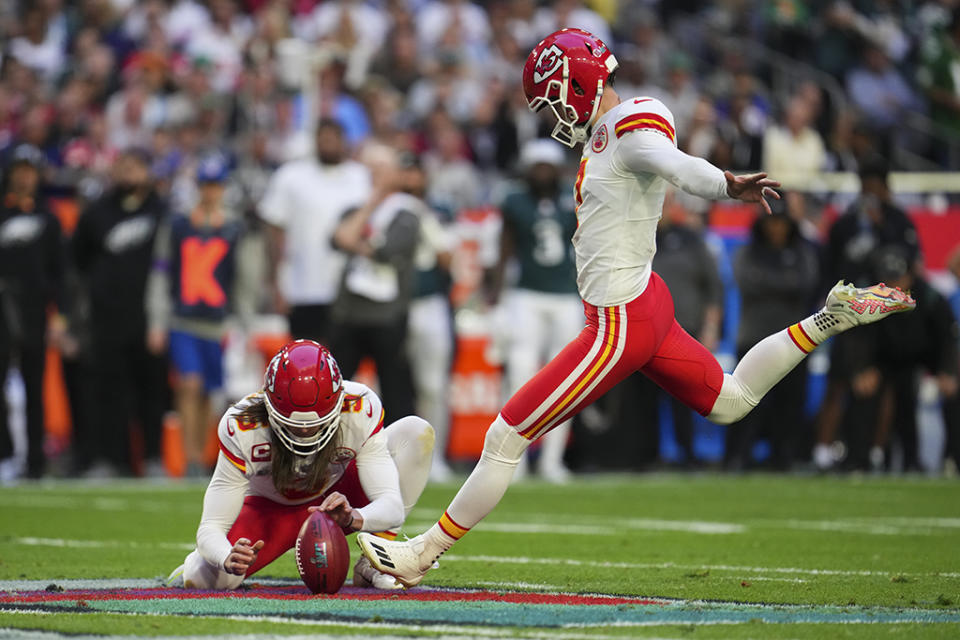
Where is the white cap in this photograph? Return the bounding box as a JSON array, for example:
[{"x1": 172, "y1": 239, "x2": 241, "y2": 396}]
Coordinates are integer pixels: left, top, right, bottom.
[{"x1": 519, "y1": 138, "x2": 566, "y2": 169}]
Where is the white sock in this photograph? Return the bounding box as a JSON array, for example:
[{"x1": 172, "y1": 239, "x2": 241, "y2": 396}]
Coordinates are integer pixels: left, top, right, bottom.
[
  {"x1": 708, "y1": 319, "x2": 816, "y2": 424},
  {"x1": 421, "y1": 416, "x2": 529, "y2": 560}
]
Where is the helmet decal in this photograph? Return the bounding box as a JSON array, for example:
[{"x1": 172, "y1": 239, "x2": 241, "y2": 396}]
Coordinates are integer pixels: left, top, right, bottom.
[
  {"x1": 533, "y1": 44, "x2": 564, "y2": 84},
  {"x1": 264, "y1": 354, "x2": 280, "y2": 393},
  {"x1": 328, "y1": 357, "x2": 342, "y2": 393}
]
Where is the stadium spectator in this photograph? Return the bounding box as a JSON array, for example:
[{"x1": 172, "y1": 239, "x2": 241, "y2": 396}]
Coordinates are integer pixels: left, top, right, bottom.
[
  {"x1": 371, "y1": 26, "x2": 424, "y2": 96},
  {"x1": 258, "y1": 119, "x2": 371, "y2": 344},
  {"x1": 402, "y1": 155, "x2": 456, "y2": 482},
  {"x1": 416, "y1": 0, "x2": 492, "y2": 67},
  {"x1": 713, "y1": 92, "x2": 765, "y2": 172},
  {"x1": 762, "y1": 96, "x2": 827, "y2": 180},
  {"x1": 8, "y1": 5, "x2": 66, "y2": 84},
  {"x1": 727, "y1": 204, "x2": 820, "y2": 470},
  {"x1": 532, "y1": 0, "x2": 611, "y2": 47},
  {"x1": 917, "y1": 8, "x2": 960, "y2": 165},
  {"x1": 328, "y1": 144, "x2": 420, "y2": 421},
  {"x1": 620, "y1": 203, "x2": 724, "y2": 469},
  {"x1": 146, "y1": 154, "x2": 257, "y2": 476},
  {"x1": 72, "y1": 148, "x2": 169, "y2": 477},
  {"x1": 844, "y1": 247, "x2": 959, "y2": 471},
  {"x1": 488, "y1": 139, "x2": 580, "y2": 482},
  {"x1": 0, "y1": 145, "x2": 65, "y2": 480},
  {"x1": 845, "y1": 43, "x2": 924, "y2": 158},
  {"x1": 813, "y1": 156, "x2": 920, "y2": 471},
  {"x1": 422, "y1": 113, "x2": 482, "y2": 214}
]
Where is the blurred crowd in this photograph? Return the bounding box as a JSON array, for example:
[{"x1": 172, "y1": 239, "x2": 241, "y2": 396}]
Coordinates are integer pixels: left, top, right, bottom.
[{"x1": 0, "y1": 0, "x2": 959, "y2": 481}]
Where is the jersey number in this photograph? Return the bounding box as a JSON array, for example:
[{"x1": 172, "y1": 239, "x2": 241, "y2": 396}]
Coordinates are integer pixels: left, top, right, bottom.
[{"x1": 532, "y1": 219, "x2": 566, "y2": 267}]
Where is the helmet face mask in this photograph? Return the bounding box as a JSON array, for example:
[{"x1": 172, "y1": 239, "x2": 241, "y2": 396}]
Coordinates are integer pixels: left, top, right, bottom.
[
  {"x1": 262, "y1": 340, "x2": 345, "y2": 457},
  {"x1": 523, "y1": 29, "x2": 618, "y2": 148}
]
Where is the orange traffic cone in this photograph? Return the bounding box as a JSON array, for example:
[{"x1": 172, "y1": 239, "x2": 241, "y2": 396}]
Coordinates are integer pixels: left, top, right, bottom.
[{"x1": 162, "y1": 413, "x2": 187, "y2": 478}]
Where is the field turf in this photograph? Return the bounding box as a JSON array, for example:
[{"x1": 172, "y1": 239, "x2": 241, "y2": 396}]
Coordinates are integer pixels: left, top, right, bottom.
[{"x1": 1, "y1": 473, "x2": 958, "y2": 638}]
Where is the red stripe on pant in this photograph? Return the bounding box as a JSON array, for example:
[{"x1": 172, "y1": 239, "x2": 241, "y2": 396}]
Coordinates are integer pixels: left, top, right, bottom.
[
  {"x1": 501, "y1": 273, "x2": 725, "y2": 439},
  {"x1": 225, "y1": 460, "x2": 371, "y2": 576}
]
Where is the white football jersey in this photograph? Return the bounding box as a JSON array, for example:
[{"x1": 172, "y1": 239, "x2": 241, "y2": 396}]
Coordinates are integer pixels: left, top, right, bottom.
[
  {"x1": 573, "y1": 97, "x2": 726, "y2": 307},
  {"x1": 217, "y1": 380, "x2": 385, "y2": 505}
]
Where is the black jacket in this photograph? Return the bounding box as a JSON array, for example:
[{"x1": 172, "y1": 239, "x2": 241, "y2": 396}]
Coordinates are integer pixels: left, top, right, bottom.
[
  {"x1": 822, "y1": 200, "x2": 919, "y2": 294},
  {"x1": 735, "y1": 215, "x2": 820, "y2": 349},
  {"x1": 0, "y1": 199, "x2": 64, "y2": 342},
  {"x1": 73, "y1": 189, "x2": 167, "y2": 336}
]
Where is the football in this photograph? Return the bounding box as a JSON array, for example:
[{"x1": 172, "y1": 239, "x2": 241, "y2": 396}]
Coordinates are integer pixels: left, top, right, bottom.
[{"x1": 295, "y1": 511, "x2": 349, "y2": 594}]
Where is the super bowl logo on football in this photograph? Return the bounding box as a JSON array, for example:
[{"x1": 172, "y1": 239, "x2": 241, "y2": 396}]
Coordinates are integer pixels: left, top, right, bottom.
[
  {"x1": 310, "y1": 541, "x2": 328, "y2": 568},
  {"x1": 533, "y1": 44, "x2": 564, "y2": 83},
  {"x1": 592, "y1": 124, "x2": 608, "y2": 152}
]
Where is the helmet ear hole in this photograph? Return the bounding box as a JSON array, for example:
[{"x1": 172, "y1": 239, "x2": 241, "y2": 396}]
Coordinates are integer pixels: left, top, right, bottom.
[{"x1": 571, "y1": 78, "x2": 585, "y2": 97}]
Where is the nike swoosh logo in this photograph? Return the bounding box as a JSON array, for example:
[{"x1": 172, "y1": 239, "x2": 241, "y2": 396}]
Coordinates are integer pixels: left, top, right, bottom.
[
  {"x1": 366, "y1": 404, "x2": 373, "y2": 418},
  {"x1": 634, "y1": 98, "x2": 652, "y2": 104}
]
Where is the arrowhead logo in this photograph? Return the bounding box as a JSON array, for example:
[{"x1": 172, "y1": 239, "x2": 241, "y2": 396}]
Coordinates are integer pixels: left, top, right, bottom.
[{"x1": 533, "y1": 44, "x2": 564, "y2": 84}]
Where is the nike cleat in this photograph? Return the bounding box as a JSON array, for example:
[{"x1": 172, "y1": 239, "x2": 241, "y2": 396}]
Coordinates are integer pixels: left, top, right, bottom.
[
  {"x1": 352, "y1": 554, "x2": 403, "y2": 590},
  {"x1": 356, "y1": 532, "x2": 433, "y2": 588},
  {"x1": 825, "y1": 280, "x2": 915, "y2": 330}
]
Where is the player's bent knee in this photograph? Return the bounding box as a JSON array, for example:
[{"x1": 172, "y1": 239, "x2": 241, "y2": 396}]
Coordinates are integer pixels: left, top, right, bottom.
[
  {"x1": 706, "y1": 374, "x2": 759, "y2": 425},
  {"x1": 182, "y1": 550, "x2": 244, "y2": 591},
  {"x1": 386, "y1": 416, "x2": 435, "y2": 458},
  {"x1": 481, "y1": 415, "x2": 531, "y2": 465}
]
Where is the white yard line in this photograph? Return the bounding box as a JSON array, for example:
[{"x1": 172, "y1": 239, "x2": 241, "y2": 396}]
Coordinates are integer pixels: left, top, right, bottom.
[
  {"x1": 6, "y1": 536, "x2": 957, "y2": 580},
  {"x1": 0, "y1": 495, "x2": 196, "y2": 513},
  {"x1": 441, "y1": 554, "x2": 960, "y2": 579},
  {"x1": 472, "y1": 580, "x2": 569, "y2": 591},
  {"x1": 10, "y1": 537, "x2": 194, "y2": 552},
  {"x1": 404, "y1": 517, "x2": 746, "y2": 536},
  {"x1": 409, "y1": 509, "x2": 951, "y2": 537}
]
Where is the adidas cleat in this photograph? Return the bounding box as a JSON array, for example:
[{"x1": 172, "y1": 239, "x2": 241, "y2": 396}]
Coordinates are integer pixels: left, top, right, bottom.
[
  {"x1": 825, "y1": 280, "x2": 915, "y2": 330},
  {"x1": 352, "y1": 554, "x2": 403, "y2": 590},
  {"x1": 356, "y1": 532, "x2": 432, "y2": 588}
]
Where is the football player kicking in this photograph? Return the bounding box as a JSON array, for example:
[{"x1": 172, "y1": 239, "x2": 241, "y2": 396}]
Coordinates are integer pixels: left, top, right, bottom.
[
  {"x1": 168, "y1": 340, "x2": 434, "y2": 590},
  {"x1": 358, "y1": 28, "x2": 916, "y2": 587}
]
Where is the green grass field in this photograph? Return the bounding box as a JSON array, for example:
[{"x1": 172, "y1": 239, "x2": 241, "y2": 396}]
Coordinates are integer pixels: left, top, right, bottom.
[{"x1": 1, "y1": 473, "x2": 959, "y2": 638}]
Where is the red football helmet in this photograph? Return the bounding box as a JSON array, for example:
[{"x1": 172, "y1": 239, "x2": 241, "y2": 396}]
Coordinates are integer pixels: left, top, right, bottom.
[
  {"x1": 522, "y1": 28, "x2": 619, "y2": 147},
  {"x1": 262, "y1": 340, "x2": 345, "y2": 456}
]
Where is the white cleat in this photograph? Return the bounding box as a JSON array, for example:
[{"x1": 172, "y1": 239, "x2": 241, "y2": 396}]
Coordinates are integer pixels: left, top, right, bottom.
[
  {"x1": 352, "y1": 554, "x2": 403, "y2": 590},
  {"x1": 824, "y1": 280, "x2": 915, "y2": 331},
  {"x1": 165, "y1": 564, "x2": 185, "y2": 588},
  {"x1": 356, "y1": 533, "x2": 433, "y2": 589}
]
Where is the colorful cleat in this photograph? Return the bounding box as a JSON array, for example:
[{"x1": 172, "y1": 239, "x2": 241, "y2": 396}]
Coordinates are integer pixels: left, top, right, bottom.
[
  {"x1": 825, "y1": 280, "x2": 915, "y2": 330},
  {"x1": 352, "y1": 554, "x2": 403, "y2": 590},
  {"x1": 356, "y1": 532, "x2": 432, "y2": 589}
]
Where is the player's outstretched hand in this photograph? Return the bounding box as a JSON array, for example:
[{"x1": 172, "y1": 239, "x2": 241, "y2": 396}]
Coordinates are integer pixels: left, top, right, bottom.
[
  {"x1": 310, "y1": 492, "x2": 362, "y2": 531},
  {"x1": 724, "y1": 171, "x2": 781, "y2": 214},
  {"x1": 225, "y1": 537, "x2": 264, "y2": 575}
]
